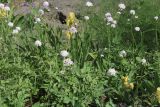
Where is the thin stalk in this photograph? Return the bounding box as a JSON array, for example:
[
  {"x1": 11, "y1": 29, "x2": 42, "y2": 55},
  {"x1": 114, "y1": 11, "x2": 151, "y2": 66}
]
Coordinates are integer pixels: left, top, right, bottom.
[
  {"x1": 107, "y1": 29, "x2": 111, "y2": 67},
  {"x1": 140, "y1": 31, "x2": 143, "y2": 50},
  {"x1": 155, "y1": 24, "x2": 159, "y2": 49},
  {"x1": 131, "y1": 19, "x2": 136, "y2": 49}
]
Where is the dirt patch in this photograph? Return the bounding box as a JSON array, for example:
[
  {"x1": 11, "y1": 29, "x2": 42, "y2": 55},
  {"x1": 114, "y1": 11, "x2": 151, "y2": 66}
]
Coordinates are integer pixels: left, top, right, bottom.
[
  {"x1": 48, "y1": 0, "x2": 82, "y2": 14},
  {"x1": 42, "y1": 0, "x2": 82, "y2": 27},
  {"x1": 13, "y1": 0, "x2": 82, "y2": 27}
]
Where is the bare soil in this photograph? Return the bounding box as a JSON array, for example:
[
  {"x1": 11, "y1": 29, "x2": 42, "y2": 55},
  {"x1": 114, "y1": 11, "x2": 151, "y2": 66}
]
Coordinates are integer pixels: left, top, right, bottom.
[
  {"x1": 14, "y1": 0, "x2": 82, "y2": 27},
  {"x1": 41, "y1": 0, "x2": 82, "y2": 27}
]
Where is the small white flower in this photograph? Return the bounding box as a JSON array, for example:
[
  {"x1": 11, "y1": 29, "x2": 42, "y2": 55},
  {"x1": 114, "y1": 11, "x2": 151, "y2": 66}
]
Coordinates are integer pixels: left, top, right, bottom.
[
  {"x1": 35, "y1": 40, "x2": 42, "y2": 47},
  {"x1": 130, "y1": 10, "x2": 135, "y2": 15},
  {"x1": 0, "y1": 3, "x2": 4, "y2": 9},
  {"x1": 119, "y1": 50, "x2": 127, "y2": 58},
  {"x1": 12, "y1": 29, "x2": 19, "y2": 34},
  {"x1": 117, "y1": 11, "x2": 121, "y2": 14},
  {"x1": 107, "y1": 16, "x2": 113, "y2": 22},
  {"x1": 118, "y1": 3, "x2": 126, "y2": 10},
  {"x1": 113, "y1": 20, "x2": 117, "y2": 24},
  {"x1": 35, "y1": 18, "x2": 41, "y2": 23},
  {"x1": 84, "y1": 16, "x2": 90, "y2": 20},
  {"x1": 8, "y1": 22, "x2": 14, "y2": 27},
  {"x1": 69, "y1": 26, "x2": 77, "y2": 33},
  {"x1": 135, "y1": 16, "x2": 138, "y2": 19},
  {"x1": 107, "y1": 22, "x2": 110, "y2": 25},
  {"x1": 86, "y1": 1, "x2": 93, "y2": 7},
  {"x1": 105, "y1": 12, "x2": 111, "y2": 18},
  {"x1": 16, "y1": 27, "x2": 21, "y2": 31},
  {"x1": 100, "y1": 54, "x2": 104, "y2": 57},
  {"x1": 43, "y1": 1, "x2": 49, "y2": 8},
  {"x1": 4, "y1": 6, "x2": 10, "y2": 10},
  {"x1": 38, "y1": 9, "x2": 44, "y2": 15},
  {"x1": 74, "y1": 23, "x2": 78, "y2": 28},
  {"x1": 63, "y1": 58, "x2": 74, "y2": 66},
  {"x1": 60, "y1": 70, "x2": 65, "y2": 74},
  {"x1": 141, "y1": 58, "x2": 147, "y2": 65},
  {"x1": 60, "y1": 50, "x2": 69, "y2": 57},
  {"x1": 154, "y1": 16, "x2": 158, "y2": 20},
  {"x1": 127, "y1": 19, "x2": 130, "y2": 21},
  {"x1": 107, "y1": 68, "x2": 117, "y2": 76},
  {"x1": 135, "y1": 27, "x2": 140, "y2": 31},
  {"x1": 4, "y1": 6, "x2": 10, "y2": 11},
  {"x1": 111, "y1": 24, "x2": 116, "y2": 28}
]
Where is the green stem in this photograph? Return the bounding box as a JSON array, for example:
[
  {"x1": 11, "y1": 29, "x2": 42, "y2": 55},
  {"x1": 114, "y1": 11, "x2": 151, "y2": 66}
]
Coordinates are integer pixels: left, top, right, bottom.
[
  {"x1": 140, "y1": 31, "x2": 143, "y2": 50},
  {"x1": 155, "y1": 24, "x2": 159, "y2": 49},
  {"x1": 108, "y1": 29, "x2": 111, "y2": 67},
  {"x1": 131, "y1": 19, "x2": 136, "y2": 48}
]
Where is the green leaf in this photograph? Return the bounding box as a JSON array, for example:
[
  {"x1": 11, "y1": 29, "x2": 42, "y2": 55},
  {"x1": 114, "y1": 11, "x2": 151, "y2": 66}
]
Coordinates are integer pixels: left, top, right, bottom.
[
  {"x1": 63, "y1": 96, "x2": 71, "y2": 104},
  {"x1": 89, "y1": 52, "x2": 98, "y2": 59},
  {"x1": 136, "y1": 57, "x2": 141, "y2": 62}
]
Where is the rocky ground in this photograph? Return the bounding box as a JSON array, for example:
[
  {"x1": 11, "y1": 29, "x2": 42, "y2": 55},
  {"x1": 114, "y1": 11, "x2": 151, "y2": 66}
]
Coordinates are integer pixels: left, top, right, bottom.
[
  {"x1": 42, "y1": 0, "x2": 82, "y2": 27},
  {"x1": 13, "y1": 0, "x2": 83, "y2": 27}
]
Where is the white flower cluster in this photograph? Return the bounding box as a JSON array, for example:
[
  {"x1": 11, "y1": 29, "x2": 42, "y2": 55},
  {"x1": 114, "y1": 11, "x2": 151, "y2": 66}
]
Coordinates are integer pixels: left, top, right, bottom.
[
  {"x1": 135, "y1": 16, "x2": 138, "y2": 19},
  {"x1": 141, "y1": 58, "x2": 147, "y2": 65},
  {"x1": 117, "y1": 11, "x2": 121, "y2": 14},
  {"x1": 118, "y1": 3, "x2": 126, "y2": 11},
  {"x1": 107, "y1": 68, "x2": 117, "y2": 76},
  {"x1": 12, "y1": 26, "x2": 21, "y2": 34},
  {"x1": 69, "y1": 26, "x2": 78, "y2": 34},
  {"x1": 135, "y1": 27, "x2": 140, "y2": 31},
  {"x1": 43, "y1": 1, "x2": 49, "y2": 9},
  {"x1": 8, "y1": 22, "x2": 14, "y2": 27},
  {"x1": 0, "y1": 3, "x2": 10, "y2": 11},
  {"x1": 38, "y1": 9, "x2": 44, "y2": 15},
  {"x1": 60, "y1": 50, "x2": 74, "y2": 66},
  {"x1": 63, "y1": 58, "x2": 74, "y2": 66},
  {"x1": 35, "y1": 40, "x2": 42, "y2": 47},
  {"x1": 100, "y1": 54, "x2": 104, "y2": 57},
  {"x1": 35, "y1": 17, "x2": 41, "y2": 23},
  {"x1": 105, "y1": 12, "x2": 117, "y2": 28},
  {"x1": 154, "y1": 16, "x2": 158, "y2": 21},
  {"x1": 84, "y1": 16, "x2": 90, "y2": 21},
  {"x1": 119, "y1": 50, "x2": 127, "y2": 58},
  {"x1": 86, "y1": 1, "x2": 93, "y2": 7},
  {"x1": 8, "y1": 22, "x2": 21, "y2": 34},
  {"x1": 130, "y1": 10, "x2": 135, "y2": 15},
  {"x1": 60, "y1": 50, "x2": 69, "y2": 58}
]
